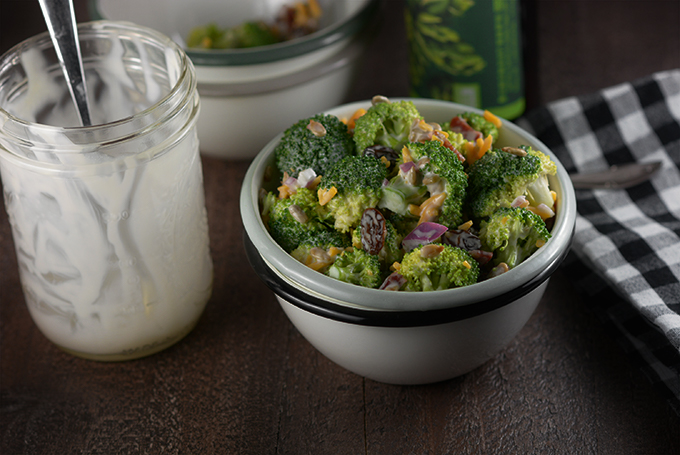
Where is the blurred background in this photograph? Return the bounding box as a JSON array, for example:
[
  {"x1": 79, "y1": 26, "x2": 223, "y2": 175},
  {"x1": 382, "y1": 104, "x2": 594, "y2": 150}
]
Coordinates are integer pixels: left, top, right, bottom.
[{"x1": 1, "y1": 0, "x2": 678, "y2": 113}]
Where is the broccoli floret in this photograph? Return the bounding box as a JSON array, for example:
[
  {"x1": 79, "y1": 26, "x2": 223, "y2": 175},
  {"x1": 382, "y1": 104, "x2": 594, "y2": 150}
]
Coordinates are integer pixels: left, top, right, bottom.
[
  {"x1": 275, "y1": 114, "x2": 355, "y2": 179},
  {"x1": 318, "y1": 155, "x2": 388, "y2": 233},
  {"x1": 460, "y1": 112, "x2": 499, "y2": 143},
  {"x1": 403, "y1": 141, "x2": 468, "y2": 228},
  {"x1": 267, "y1": 188, "x2": 349, "y2": 252},
  {"x1": 378, "y1": 166, "x2": 428, "y2": 216},
  {"x1": 353, "y1": 99, "x2": 423, "y2": 153},
  {"x1": 352, "y1": 219, "x2": 404, "y2": 270},
  {"x1": 327, "y1": 248, "x2": 382, "y2": 288},
  {"x1": 387, "y1": 212, "x2": 419, "y2": 239},
  {"x1": 399, "y1": 244, "x2": 480, "y2": 291},
  {"x1": 186, "y1": 21, "x2": 279, "y2": 49},
  {"x1": 234, "y1": 21, "x2": 280, "y2": 48},
  {"x1": 478, "y1": 207, "x2": 551, "y2": 269},
  {"x1": 466, "y1": 145, "x2": 557, "y2": 219},
  {"x1": 186, "y1": 23, "x2": 228, "y2": 49}
]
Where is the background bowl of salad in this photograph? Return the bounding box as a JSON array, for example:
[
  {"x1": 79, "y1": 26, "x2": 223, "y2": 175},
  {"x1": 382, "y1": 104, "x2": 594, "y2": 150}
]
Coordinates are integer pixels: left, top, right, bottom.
[
  {"x1": 90, "y1": 0, "x2": 379, "y2": 159},
  {"x1": 240, "y1": 97, "x2": 577, "y2": 385}
]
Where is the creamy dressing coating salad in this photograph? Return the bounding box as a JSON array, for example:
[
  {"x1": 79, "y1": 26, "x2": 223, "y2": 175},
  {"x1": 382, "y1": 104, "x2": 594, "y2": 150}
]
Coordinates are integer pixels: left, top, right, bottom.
[{"x1": 260, "y1": 96, "x2": 557, "y2": 292}]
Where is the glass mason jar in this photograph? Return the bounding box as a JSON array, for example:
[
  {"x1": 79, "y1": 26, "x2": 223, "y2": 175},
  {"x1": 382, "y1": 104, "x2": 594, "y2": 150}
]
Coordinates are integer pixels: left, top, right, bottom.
[{"x1": 0, "y1": 21, "x2": 213, "y2": 361}]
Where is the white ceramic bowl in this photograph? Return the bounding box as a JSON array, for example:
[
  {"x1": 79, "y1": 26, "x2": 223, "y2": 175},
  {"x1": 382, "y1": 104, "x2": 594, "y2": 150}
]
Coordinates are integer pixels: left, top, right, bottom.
[
  {"x1": 240, "y1": 98, "x2": 577, "y2": 384},
  {"x1": 90, "y1": 0, "x2": 378, "y2": 159}
]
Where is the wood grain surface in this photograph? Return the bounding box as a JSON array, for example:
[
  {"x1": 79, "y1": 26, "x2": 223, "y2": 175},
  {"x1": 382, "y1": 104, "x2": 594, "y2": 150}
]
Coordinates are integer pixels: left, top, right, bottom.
[{"x1": 2, "y1": 1, "x2": 679, "y2": 454}]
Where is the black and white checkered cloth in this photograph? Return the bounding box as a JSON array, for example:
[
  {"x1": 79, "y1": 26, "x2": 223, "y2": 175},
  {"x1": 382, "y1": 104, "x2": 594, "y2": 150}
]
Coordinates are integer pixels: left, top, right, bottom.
[{"x1": 517, "y1": 69, "x2": 680, "y2": 415}]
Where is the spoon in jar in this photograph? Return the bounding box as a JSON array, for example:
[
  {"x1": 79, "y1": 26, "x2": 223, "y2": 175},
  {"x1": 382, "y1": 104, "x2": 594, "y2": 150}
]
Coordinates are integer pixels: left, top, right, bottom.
[
  {"x1": 38, "y1": 0, "x2": 92, "y2": 126},
  {"x1": 569, "y1": 161, "x2": 662, "y2": 189}
]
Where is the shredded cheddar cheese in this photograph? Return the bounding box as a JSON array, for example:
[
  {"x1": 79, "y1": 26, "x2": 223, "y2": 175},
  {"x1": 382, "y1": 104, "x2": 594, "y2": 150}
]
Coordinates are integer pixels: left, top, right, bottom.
[
  {"x1": 417, "y1": 192, "x2": 446, "y2": 225},
  {"x1": 318, "y1": 186, "x2": 337, "y2": 205},
  {"x1": 402, "y1": 146, "x2": 413, "y2": 163},
  {"x1": 483, "y1": 110, "x2": 503, "y2": 128},
  {"x1": 458, "y1": 220, "x2": 473, "y2": 231},
  {"x1": 463, "y1": 134, "x2": 493, "y2": 166},
  {"x1": 346, "y1": 108, "x2": 367, "y2": 130}
]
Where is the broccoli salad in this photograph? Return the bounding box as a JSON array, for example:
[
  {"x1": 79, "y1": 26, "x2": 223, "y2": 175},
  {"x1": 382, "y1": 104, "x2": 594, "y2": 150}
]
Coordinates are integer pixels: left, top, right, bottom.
[
  {"x1": 259, "y1": 95, "x2": 558, "y2": 292},
  {"x1": 186, "y1": 0, "x2": 322, "y2": 50}
]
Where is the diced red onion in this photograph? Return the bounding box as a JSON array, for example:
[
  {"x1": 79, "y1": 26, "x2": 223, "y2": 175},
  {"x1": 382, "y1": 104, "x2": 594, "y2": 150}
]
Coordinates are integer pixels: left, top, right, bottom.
[
  {"x1": 297, "y1": 168, "x2": 317, "y2": 188},
  {"x1": 379, "y1": 272, "x2": 406, "y2": 291},
  {"x1": 511, "y1": 195, "x2": 529, "y2": 208},
  {"x1": 402, "y1": 222, "x2": 448, "y2": 252},
  {"x1": 399, "y1": 161, "x2": 416, "y2": 175}
]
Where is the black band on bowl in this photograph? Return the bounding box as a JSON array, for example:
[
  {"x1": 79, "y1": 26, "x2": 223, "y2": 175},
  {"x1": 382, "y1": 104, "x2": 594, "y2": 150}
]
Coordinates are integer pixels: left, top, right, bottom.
[{"x1": 243, "y1": 232, "x2": 572, "y2": 328}]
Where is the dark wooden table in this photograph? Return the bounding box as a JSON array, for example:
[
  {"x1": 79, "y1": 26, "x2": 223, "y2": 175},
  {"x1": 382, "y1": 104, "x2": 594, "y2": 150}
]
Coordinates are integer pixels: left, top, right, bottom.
[{"x1": 2, "y1": 1, "x2": 679, "y2": 453}]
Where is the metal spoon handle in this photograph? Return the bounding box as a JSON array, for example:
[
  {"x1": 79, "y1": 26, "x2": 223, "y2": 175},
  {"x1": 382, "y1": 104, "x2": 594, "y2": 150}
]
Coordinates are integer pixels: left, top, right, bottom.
[
  {"x1": 569, "y1": 161, "x2": 662, "y2": 189},
  {"x1": 39, "y1": 0, "x2": 92, "y2": 126}
]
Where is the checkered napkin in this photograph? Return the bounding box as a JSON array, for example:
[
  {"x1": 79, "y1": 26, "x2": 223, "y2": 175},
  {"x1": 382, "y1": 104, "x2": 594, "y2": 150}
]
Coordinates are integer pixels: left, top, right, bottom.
[{"x1": 517, "y1": 69, "x2": 680, "y2": 415}]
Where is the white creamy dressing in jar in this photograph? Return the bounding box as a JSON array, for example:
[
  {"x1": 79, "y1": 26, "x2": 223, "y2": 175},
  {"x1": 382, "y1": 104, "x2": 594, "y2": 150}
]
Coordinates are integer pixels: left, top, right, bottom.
[{"x1": 0, "y1": 26, "x2": 213, "y2": 359}]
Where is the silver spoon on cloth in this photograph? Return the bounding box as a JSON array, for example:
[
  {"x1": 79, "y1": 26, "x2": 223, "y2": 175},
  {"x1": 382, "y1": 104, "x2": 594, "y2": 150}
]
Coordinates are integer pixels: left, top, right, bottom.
[
  {"x1": 39, "y1": 0, "x2": 92, "y2": 126},
  {"x1": 569, "y1": 161, "x2": 662, "y2": 189}
]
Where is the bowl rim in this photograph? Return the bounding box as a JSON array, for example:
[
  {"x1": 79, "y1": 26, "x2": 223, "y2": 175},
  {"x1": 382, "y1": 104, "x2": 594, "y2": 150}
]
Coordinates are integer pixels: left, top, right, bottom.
[
  {"x1": 90, "y1": 0, "x2": 379, "y2": 67},
  {"x1": 239, "y1": 98, "x2": 578, "y2": 312},
  {"x1": 244, "y1": 230, "x2": 571, "y2": 327}
]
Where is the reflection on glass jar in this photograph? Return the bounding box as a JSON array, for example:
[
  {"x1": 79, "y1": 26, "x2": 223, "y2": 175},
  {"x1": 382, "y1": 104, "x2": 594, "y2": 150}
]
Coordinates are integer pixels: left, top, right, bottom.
[{"x1": 0, "y1": 21, "x2": 213, "y2": 360}]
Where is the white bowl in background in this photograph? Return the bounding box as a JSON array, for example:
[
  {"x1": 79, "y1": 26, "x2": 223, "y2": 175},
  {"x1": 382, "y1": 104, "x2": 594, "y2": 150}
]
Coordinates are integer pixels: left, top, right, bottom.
[
  {"x1": 90, "y1": 0, "x2": 379, "y2": 159},
  {"x1": 240, "y1": 98, "x2": 577, "y2": 384}
]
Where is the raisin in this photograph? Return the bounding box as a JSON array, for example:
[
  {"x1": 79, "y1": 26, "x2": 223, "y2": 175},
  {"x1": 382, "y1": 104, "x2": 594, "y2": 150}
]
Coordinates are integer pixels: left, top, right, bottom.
[
  {"x1": 363, "y1": 145, "x2": 399, "y2": 169},
  {"x1": 361, "y1": 208, "x2": 386, "y2": 255},
  {"x1": 443, "y1": 229, "x2": 482, "y2": 252}
]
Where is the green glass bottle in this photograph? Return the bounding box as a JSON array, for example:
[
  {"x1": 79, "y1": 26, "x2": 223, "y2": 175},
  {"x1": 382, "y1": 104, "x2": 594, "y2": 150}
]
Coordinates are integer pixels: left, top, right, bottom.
[{"x1": 405, "y1": 0, "x2": 525, "y2": 119}]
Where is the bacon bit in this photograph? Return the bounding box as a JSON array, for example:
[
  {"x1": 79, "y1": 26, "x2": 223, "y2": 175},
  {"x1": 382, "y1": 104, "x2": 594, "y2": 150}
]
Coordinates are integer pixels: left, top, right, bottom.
[
  {"x1": 450, "y1": 116, "x2": 483, "y2": 142},
  {"x1": 347, "y1": 108, "x2": 367, "y2": 131},
  {"x1": 318, "y1": 186, "x2": 337, "y2": 205},
  {"x1": 464, "y1": 134, "x2": 493, "y2": 166},
  {"x1": 417, "y1": 192, "x2": 446, "y2": 225},
  {"x1": 458, "y1": 220, "x2": 473, "y2": 231},
  {"x1": 527, "y1": 203, "x2": 555, "y2": 220},
  {"x1": 402, "y1": 146, "x2": 413, "y2": 163},
  {"x1": 536, "y1": 239, "x2": 547, "y2": 248},
  {"x1": 307, "y1": 119, "x2": 326, "y2": 137},
  {"x1": 483, "y1": 110, "x2": 503, "y2": 128},
  {"x1": 420, "y1": 243, "x2": 445, "y2": 258},
  {"x1": 462, "y1": 260, "x2": 472, "y2": 269}
]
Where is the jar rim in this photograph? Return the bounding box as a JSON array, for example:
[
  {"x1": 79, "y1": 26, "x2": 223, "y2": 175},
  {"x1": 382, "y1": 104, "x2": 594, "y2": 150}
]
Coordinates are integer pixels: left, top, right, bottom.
[{"x1": 0, "y1": 20, "x2": 193, "y2": 139}]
